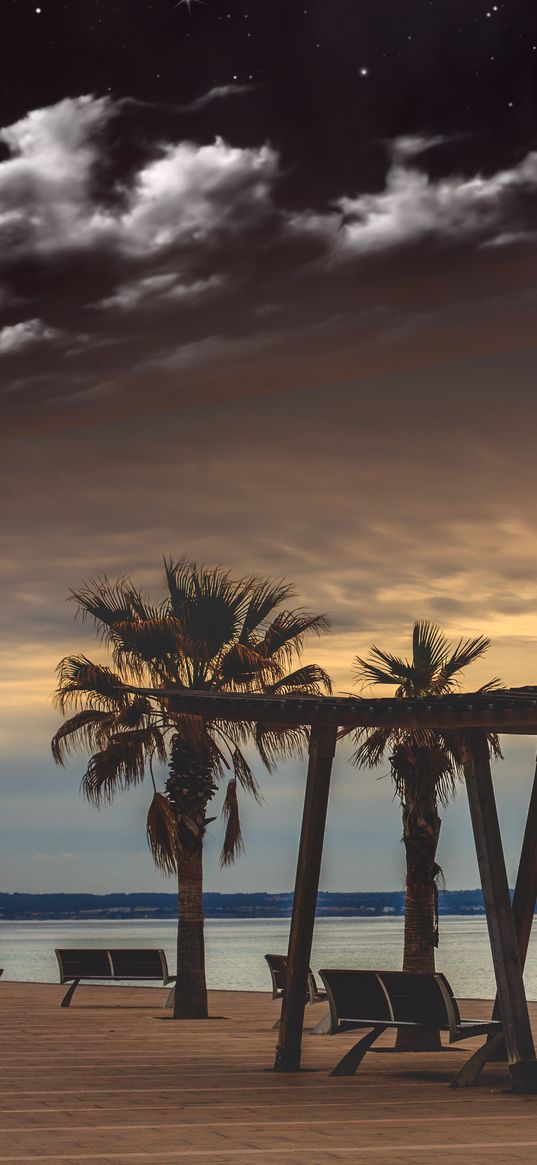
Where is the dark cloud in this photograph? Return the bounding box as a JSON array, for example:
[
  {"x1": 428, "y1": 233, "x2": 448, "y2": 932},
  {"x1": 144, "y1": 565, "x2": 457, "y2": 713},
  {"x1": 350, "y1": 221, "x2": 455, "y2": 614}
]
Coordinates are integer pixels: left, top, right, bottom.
[{"x1": 1, "y1": 97, "x2": 537, "y2": 437}]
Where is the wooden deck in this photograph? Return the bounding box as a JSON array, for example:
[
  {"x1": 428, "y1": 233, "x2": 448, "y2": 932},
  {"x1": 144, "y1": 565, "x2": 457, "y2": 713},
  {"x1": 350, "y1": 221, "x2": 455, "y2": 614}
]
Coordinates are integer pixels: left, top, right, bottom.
[{"x1": 2, "y1": 982, "x2": 537, "y2": 1164}]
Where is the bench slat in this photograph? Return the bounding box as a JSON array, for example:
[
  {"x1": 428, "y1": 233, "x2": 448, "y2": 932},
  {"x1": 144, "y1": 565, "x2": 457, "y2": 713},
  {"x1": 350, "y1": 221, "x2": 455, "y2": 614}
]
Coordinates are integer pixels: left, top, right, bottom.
[
  {"x1": 56, "y1": 949, "x2": 112, "y2": 982},
  {"x1": 108, "y1": 949, "x2": 169, "y2": 980}
]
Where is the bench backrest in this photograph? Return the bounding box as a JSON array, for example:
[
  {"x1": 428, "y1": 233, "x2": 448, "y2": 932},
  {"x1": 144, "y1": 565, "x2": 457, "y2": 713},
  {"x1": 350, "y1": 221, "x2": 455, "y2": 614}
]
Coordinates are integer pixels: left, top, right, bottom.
[
  {"x1": 319, "y1": 968, "x2": 459, "y2": 1036},
  {"x1": 319, "y1": 969, "x2": 392, "y2": 1029},
  {"x1": 108, "y1": 949, "x2": 170, "y2": 981},
  {"x1": 56, "y1": 949, "x2": 113, "y2": 983},
  {"x1": 380, "y1": 970, "x2": 459, "y2": 1031},
  {"x1": 265, "y1": 954, "x2": 287, "y2": 998},
  {"x1": 56, "y1": 948, "x2": 170, "y2": 983},
  {"x1": 265, "y1": 953, "x2": 322, "y2": 1002}
]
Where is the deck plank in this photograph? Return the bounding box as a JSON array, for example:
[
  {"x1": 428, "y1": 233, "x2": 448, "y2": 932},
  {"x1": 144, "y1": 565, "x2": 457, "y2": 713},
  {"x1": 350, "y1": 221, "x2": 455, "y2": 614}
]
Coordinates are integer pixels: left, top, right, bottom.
[{"x1": 1, "y1": 983, "x2": 537, "y2": 1164}]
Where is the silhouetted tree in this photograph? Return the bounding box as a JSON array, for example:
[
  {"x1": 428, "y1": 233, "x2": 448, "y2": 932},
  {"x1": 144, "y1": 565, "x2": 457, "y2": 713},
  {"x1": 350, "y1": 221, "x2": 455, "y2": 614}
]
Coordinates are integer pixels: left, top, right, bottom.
[
  {"x1": 52, "y1": 559, "x2": 331, "y2": 1018},
  {"x1": 349, "y1": 620, "x2": 500, "y2": 1050}
]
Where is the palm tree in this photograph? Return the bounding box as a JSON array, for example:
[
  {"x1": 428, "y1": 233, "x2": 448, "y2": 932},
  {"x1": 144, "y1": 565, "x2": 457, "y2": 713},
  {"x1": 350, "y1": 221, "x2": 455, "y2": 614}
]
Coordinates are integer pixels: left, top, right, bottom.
[
  {"x1": 349, "y1": 620, "x2": 500, "y2": 1050},
  {"x1": 52, "y1": 559, "x2": 331, "y2": 1019}
]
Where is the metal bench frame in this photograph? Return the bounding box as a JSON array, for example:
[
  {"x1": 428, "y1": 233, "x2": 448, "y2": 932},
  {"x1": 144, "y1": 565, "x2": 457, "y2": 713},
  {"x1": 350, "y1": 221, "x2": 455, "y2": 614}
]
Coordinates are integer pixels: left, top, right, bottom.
[
  {"x1": 55, "y1": 948, "x2": 176, "y2": 1009},
  {"x1": 265, "y1": 953, "x2": 326, "y2": 1004},
  {"x1": 265, "y1": 954, "x2": 329, "y2": 1032},
  {"x1": 319, "y1": 968, "x2": 501, "y2": 1079}
]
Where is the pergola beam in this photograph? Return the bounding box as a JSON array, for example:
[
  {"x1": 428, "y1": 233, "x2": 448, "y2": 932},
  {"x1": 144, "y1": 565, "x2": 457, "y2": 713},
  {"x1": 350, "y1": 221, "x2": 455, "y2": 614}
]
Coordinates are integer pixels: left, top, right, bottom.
[{"x1": 138, "y1": 687, "x2": 537, "y2": 733}]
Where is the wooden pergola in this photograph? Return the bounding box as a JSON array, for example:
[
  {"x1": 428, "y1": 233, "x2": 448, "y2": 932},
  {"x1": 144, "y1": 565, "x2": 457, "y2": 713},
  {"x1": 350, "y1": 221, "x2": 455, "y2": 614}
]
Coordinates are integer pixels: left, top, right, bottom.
[{"x1": 144, "y1": 685, "x2": 537, "y2": 1093}]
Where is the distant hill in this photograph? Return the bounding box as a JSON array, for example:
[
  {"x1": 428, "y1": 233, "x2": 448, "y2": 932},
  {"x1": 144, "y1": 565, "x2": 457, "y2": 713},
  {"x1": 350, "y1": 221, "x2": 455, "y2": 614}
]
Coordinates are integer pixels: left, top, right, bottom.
[{"x1": 0, "y1": 889, "x2": 494, "y2": 921}]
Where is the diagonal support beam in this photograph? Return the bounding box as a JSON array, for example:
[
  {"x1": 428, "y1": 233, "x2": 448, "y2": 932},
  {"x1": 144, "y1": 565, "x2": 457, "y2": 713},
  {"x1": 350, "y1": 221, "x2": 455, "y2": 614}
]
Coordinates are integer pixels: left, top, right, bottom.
[
  {"x1": 274, "y1": 724, "x2": 337, "y2": 1072},
  {"x1": 452, "y1": 753, "x2": 537, "y2": 1086},
  {"x1": 507, "y1": 753, "x2": 537, "y2": 975},
  {"x1": 462, "y1": 731, "x2": 537, "y2": 1092}
]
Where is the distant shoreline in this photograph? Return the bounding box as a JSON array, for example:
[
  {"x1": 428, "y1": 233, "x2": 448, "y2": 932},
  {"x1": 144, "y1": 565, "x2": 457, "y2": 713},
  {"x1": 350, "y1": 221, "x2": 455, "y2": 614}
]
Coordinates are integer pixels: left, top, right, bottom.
[{"x1": 0, "y1": 889, "x2": 499, "y2": 922}]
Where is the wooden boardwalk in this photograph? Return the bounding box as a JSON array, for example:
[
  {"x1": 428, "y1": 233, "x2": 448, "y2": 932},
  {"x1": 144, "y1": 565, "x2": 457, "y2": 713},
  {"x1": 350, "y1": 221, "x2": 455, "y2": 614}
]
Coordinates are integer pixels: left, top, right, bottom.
[{"x1": 2, "y1": 982, "x2": 537, "y2": 1164}]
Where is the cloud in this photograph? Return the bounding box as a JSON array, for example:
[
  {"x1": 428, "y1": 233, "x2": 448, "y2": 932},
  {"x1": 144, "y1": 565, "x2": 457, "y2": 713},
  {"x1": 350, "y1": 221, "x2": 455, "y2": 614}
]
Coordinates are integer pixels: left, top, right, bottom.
[
  {"x1": 0, "y1": 96, "x2": 278, "y2": 258},
  {"x1": 177, "y1": 83, "x2": 260, "y2": 114},
  {"x1": 0, "y1": 318, "x2": 59, "y2": 354},
  {"x1": 291, "y1": 135, "x2": 537, "y2": 259},
  {"x1": 1, "y1": 97, "x2": 537, "y2": 434},
  {"x1": 118, "y1": 137, "x2": 277, "y2": 255},
  {"x1": 98, "y1": 273, "x2": 223, "y2": 311},
  {"x1": 3, "y1": 96, "x2": 537, "y2": 276},
  {"x1": 0, "y1": 95, "x2": 113, "y2": 255},
  {"x1": 122, "y1": 84, "x2": 259, "y2": 117},
  {"x1": 148, "y1": 328, "x2": 283, "y2": 371}
]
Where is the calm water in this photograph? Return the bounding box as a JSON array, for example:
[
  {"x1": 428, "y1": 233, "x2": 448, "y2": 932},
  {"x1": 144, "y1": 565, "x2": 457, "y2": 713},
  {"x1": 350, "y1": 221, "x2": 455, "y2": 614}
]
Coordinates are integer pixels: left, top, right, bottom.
[{"x1": 2, "y1": 915, "x2": 537, "y2": 999}]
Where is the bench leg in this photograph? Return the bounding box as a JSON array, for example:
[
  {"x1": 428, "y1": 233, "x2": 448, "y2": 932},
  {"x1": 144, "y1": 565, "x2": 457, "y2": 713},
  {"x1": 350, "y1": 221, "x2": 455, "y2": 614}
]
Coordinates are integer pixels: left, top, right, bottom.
[
  {"x1": 311, "y1": 1011, "x2": 332, "y2": 1035},
  {"x1": 450, "y1": 1031, "x2": 506, "y2": 1088},
  {"x1": 163, "y1": 984, "x2": 175, "y2": 1010},
  {"x1": 60, "y1": 979, "x2": 81, "y2": 1008},
  {"x1": 330, "y1": 1026, "x2": 387, "y2": 1077}
]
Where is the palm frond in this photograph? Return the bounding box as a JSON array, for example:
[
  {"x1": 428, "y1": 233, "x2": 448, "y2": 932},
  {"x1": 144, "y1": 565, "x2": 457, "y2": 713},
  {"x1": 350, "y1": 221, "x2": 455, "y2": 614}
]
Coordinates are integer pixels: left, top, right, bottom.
[
  {"x1": 239, "y1": 577, "x2": 297, "y2": 641},
  {"x1": 81, "y1": 744, "x2": 134, "y2": 807},
  {"x1": 231, "y1": 747, "x2": 262, "y2": 802},
  {"x1": 217, "y1": 642, "x2": 279, "y2": 689},
  {"x1": 163, "y1": 556, "x2": 196, "y2": 614},
  {"x1": 220, "y1": 779, "x2": 244, "y2": 866},
  {"x1": 266, "y1": 663, "x2": 332, "y2": 696},
  {"x1": 412, "y1": 621, "x2": 450, "y2": 671},
  {"x1": 350, "y1": 725, "x2": 393, "y2": 768},
  {"x1": 354, "y1": 647, "x2": 414, "y2": 690},
  {"x1": 258, "y1": 611, "x2": 330, "y2": 667},
  {"x1": 432, "y1": 635, "x2": 492, "y2": 692},
  {"x1": 55, "y1": 655, "x2": 128, "y2": 713},
  {"x1": 146, "y1": 792, "x2": 178, "y2": 874},
  {"x1": 213, "y1": 718, "x2": 252, "y2": 748},
  {"x1": 51, "y1": 710, "x2": 115, "y2": 765},
  {"x1": 70, "y1": 577, "x2": 136, "y2": 634},
  {"x1": 165, "y1": 559, "x2": 250, "y2": 663},
  {"x1": 254, "y1": 722, "x2": 310, "y2": 771},
  {"x1": 478, "y1": 677, "x2": 503, "y2": 693},
  {"x1": 114, "y1": 696, "x2": 153, "y2": 729},
  {"x1": 110, "y1": 616, "x2": 187, "y2": 679},
  {"x1": 81, "y1": 726, "x2": 164, "y2": 806}
]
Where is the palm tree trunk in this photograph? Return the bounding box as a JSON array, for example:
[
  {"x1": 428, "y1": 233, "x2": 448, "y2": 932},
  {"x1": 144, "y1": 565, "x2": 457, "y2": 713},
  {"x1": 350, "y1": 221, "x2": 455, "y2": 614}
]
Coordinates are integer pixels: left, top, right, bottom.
[
  {"x1": 395, "y1": 803, "x2": 442, "y2": 1052},
  {"x1": 173, "y1": 842, "x2": 208, "y2": 1019},
  {"x1": 166, "y1": 732, "x2": 218, "y2": 1020}
]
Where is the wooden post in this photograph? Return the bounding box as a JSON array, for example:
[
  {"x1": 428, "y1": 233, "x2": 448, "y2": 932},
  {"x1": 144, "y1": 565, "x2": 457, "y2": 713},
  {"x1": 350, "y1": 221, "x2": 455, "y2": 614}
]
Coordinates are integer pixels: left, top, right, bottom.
[
  {"x1": 509, "y1": 754, "x2": 537, "y2": 972},
  {"x1": 274, "y1": 724, "x2": 337, "y2": 1072},
  {"x1": 485, "y1": 753, "x2": 537, "y2": 1044},
  {"x1": 462, "y1": 731, "x2": 537, "y2": 1092}
]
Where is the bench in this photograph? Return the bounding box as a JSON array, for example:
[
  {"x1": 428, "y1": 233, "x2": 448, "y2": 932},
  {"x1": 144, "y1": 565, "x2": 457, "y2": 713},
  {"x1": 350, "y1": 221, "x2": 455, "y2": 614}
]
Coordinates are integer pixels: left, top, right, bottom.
[
  {"x1": 265, "y1": 953, "x2": 329, "y2": 1032},
  {"x1": 319, "y1": 968, "x2": 501, "y2": 1078},
  {"x1": 265, "y1": 953, "x2": 327, "y2": 1005},
  {"x1": 55, "y1": 948, "x2": 176, "y2": 1008}
]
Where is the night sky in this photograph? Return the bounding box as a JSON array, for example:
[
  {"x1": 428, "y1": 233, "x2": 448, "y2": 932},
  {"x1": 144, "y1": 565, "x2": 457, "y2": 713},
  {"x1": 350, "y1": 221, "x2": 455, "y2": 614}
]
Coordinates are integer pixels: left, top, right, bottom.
[{"x1": 3, "y1": 1, "x2": 537, "y2": 894}]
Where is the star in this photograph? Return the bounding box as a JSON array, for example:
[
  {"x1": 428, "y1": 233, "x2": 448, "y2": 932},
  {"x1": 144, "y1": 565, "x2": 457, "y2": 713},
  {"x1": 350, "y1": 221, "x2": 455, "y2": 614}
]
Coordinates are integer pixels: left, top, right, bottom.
[
  {"x1": 172, "y1": 0, "x2": 204, "y2": 11},
  {"x1": 359, "y1": 66, "x2": 370, "y2": 77}
]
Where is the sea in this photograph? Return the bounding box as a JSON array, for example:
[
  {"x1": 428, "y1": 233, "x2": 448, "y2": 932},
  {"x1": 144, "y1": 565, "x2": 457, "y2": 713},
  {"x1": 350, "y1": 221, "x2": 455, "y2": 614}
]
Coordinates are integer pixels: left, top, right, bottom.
[{"x1": 2, "y1": 915, "x2": 537, "y2": 999}]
